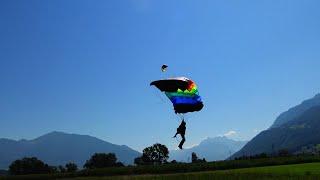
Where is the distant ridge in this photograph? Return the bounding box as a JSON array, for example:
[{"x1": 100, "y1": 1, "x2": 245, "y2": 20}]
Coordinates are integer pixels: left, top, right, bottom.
[
  {"x1": 231, "y1": 93, "x2": 320, "y2": 159},
  {"x1": 0, "y1": 131, "x2": 141, "y2": 169},
  {"x1": 170, "y1": 136, "x2": 247, "y2": 162},
  {"x1": 271, "y1": 93, "x2": 320, "y2": 128}
]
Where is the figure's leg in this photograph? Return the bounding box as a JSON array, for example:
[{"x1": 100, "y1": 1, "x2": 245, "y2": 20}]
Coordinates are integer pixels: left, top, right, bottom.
[
  {"x1": 178, "y1": 135, "x2": 186, "y2": 149},
  {"x1": 173, "y1": 132, "x2": 178, "y2": 138}
]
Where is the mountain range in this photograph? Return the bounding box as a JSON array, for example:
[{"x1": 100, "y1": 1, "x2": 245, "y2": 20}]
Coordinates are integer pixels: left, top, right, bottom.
[
  {"x1": 231, "y1": 94, "x2": 320, "y2": 159},
  {"x1": 0, "y1": 132, "x2": 247, "y2": 169},
  {"x1": 170, "y1": 136, "x2": 247, "y2": 162},
  {"x1": 3, "y1": 94, "x2": 319, "y2": 169},
  {"x1": 271, "y1": 94, "x2": 320, "y2": 128},
  {"x1": 0, "y1": 131, "x2": 140, "y2": 169}
]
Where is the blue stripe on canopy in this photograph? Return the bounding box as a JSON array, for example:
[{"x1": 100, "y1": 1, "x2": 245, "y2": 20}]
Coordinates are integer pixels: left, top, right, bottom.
[{"x1": 169, "y1": 95, "x2": 202, "y2": 105}]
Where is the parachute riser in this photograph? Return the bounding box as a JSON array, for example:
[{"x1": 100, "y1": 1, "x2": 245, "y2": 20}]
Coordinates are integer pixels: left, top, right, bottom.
[{"x1": 176, "y1": 113, "x2": 188, "y2": 122}]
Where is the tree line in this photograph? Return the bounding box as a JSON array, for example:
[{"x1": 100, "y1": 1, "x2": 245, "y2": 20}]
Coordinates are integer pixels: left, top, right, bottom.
[
  {"x1": 9, "y1": 143, "x2": 318, "y2": 176},
  {"x1": 6, "y1": 144, "x2": 320, "y2": 177},
  {"x1": 7, "y1": 143, "x2": 205, "y2": 175}
]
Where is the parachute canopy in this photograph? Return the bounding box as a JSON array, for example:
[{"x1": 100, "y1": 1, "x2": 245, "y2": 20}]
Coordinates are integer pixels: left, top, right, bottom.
[
  {"x1": 150, "y1": 77, "x2": 203, "y2": 114},
  {"x1": 161, "y1": 64, "x2": 168, "y2": 72}
]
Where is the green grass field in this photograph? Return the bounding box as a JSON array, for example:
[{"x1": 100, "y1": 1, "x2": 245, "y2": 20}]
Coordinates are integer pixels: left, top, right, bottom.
[
  {"x1": 72, "y1": 163, "x2": 320, "y2": 180},
  {"x1": 2, "y1": 156, "x2": 320, "y2": 180}
]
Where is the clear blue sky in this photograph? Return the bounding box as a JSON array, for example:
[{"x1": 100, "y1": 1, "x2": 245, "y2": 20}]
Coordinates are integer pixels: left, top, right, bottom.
[{"x1": 1, "y1": 0, "x2": 320, "y2": 151}]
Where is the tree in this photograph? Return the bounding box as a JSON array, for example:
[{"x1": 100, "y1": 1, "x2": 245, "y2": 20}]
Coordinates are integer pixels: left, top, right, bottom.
[
  {"x1": 134, "y1": 143, "x2": 169, "y2": 165},
  {"x1": 191, "y1": 152, "x2": 206, "y2": 163},
  {"x1": 115, "y1": 162, "x2": 124, "y2": 167},
  {"x1": 315, "y1": 144, "x2": 320, "y2": 155},
  {"x1": 65, "y1": 162, "x2": 78, "y2": 172},
  {"x1": 134, "y1": 157, "x2": 144, "y2": 165},
  {"x1": 170, "y1": 160, "x2": 178, "y2": 164},
  {"x1": 191, "y1": 152, "x2": 198, "y2": 163},
  {"x1": 9, "y1": 157, "x2": 51, "y2": 175},
  {"x1": 48, "y1": 166, "x2": 58, "y2": 173},
  {"x1": 84, "y1": 153, "x2": 120, "y2": 169},
  {"x1": 58, "y1": 165, "x2": 66, "y2": 173}
]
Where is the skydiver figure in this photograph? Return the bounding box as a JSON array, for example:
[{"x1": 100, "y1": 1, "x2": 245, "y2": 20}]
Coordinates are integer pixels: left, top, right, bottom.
[{"x1": 173, "y1": 119, "x2": 186, "y2": 149}]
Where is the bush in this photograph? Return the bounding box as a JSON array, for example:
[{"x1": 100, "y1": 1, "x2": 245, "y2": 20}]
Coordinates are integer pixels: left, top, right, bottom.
[
  {"x1": 9, "y1": 157, "x2": 51, "y2": 175},
  {"x1": 65, "y1": 162, "x2": 78, "y2": 172},
  {"x1": 84, "y1": 153, "x2": 123, "y2": 169}
]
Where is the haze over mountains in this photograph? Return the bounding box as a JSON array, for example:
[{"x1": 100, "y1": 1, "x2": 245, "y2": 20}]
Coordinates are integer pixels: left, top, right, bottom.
[
  {"x1": 231, "y1": 94, "x2": 320, "y2": 159},
  {"x1": 170, "y1": 136, "x2": 247, "y2": 162},
  {"x1": 0, "y1": 131, "x2": 248, "y2": 169},
  {"x1": 0, "y1": 131, "x2": 140, "y2": 169}
]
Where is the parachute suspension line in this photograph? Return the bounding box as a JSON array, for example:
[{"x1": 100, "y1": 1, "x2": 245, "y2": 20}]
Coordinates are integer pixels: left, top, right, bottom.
[
  {"x1": 184, "y1": 114, "x2": 191, "y2": 123},
  {"x1": 157, "y1": 91, "x2": 167, "y2": 104},
  {"x1": 185, "y1": 118, "x2": 189, "y2": 123},
  {"x1": 177, "y1": 113, "x2": 183, "y2": 120},
  {"x1": 178, "y1": 113, "x2": 185, "y2": 121},
  {"x1": 152, "y1": 88, "x2": 167, "y2": 104},
  {"x1": 173, "y1": 115, "x2": 181, "y2": 123},
  {"x1": 176, "y1": 113, "x2": 187, "y2": 123}
]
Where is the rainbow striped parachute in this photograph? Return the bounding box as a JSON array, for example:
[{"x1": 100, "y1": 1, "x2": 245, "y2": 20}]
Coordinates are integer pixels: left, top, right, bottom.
[{"x1": 150, "y1": 77, "x2": 204, "y2": 114}]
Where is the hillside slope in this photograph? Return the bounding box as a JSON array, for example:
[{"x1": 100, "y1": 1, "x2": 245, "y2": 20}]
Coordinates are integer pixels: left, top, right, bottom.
[
  {"x1": 0, "y1": 131, "x2": 140, "y2": 169},
  {"x1": 231, "y1": 106, "x2": 320, "y2": 158}
]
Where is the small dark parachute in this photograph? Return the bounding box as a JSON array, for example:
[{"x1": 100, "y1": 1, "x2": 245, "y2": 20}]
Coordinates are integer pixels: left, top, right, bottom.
[
  {"x1": 150, "y1": 77, "x2": 203, "y2": 114},
  {"x1": 161, "y1": 64, "x2": 168, "y2": 72}
]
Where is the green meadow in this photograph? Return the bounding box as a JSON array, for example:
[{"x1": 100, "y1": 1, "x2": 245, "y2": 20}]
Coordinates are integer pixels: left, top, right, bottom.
[
  {"x1": 73, "y1": 163, "x2": 320, "y2": 180},
  {"x1": 2, "y1": 156, "x2": 320, "y2": 180}
]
